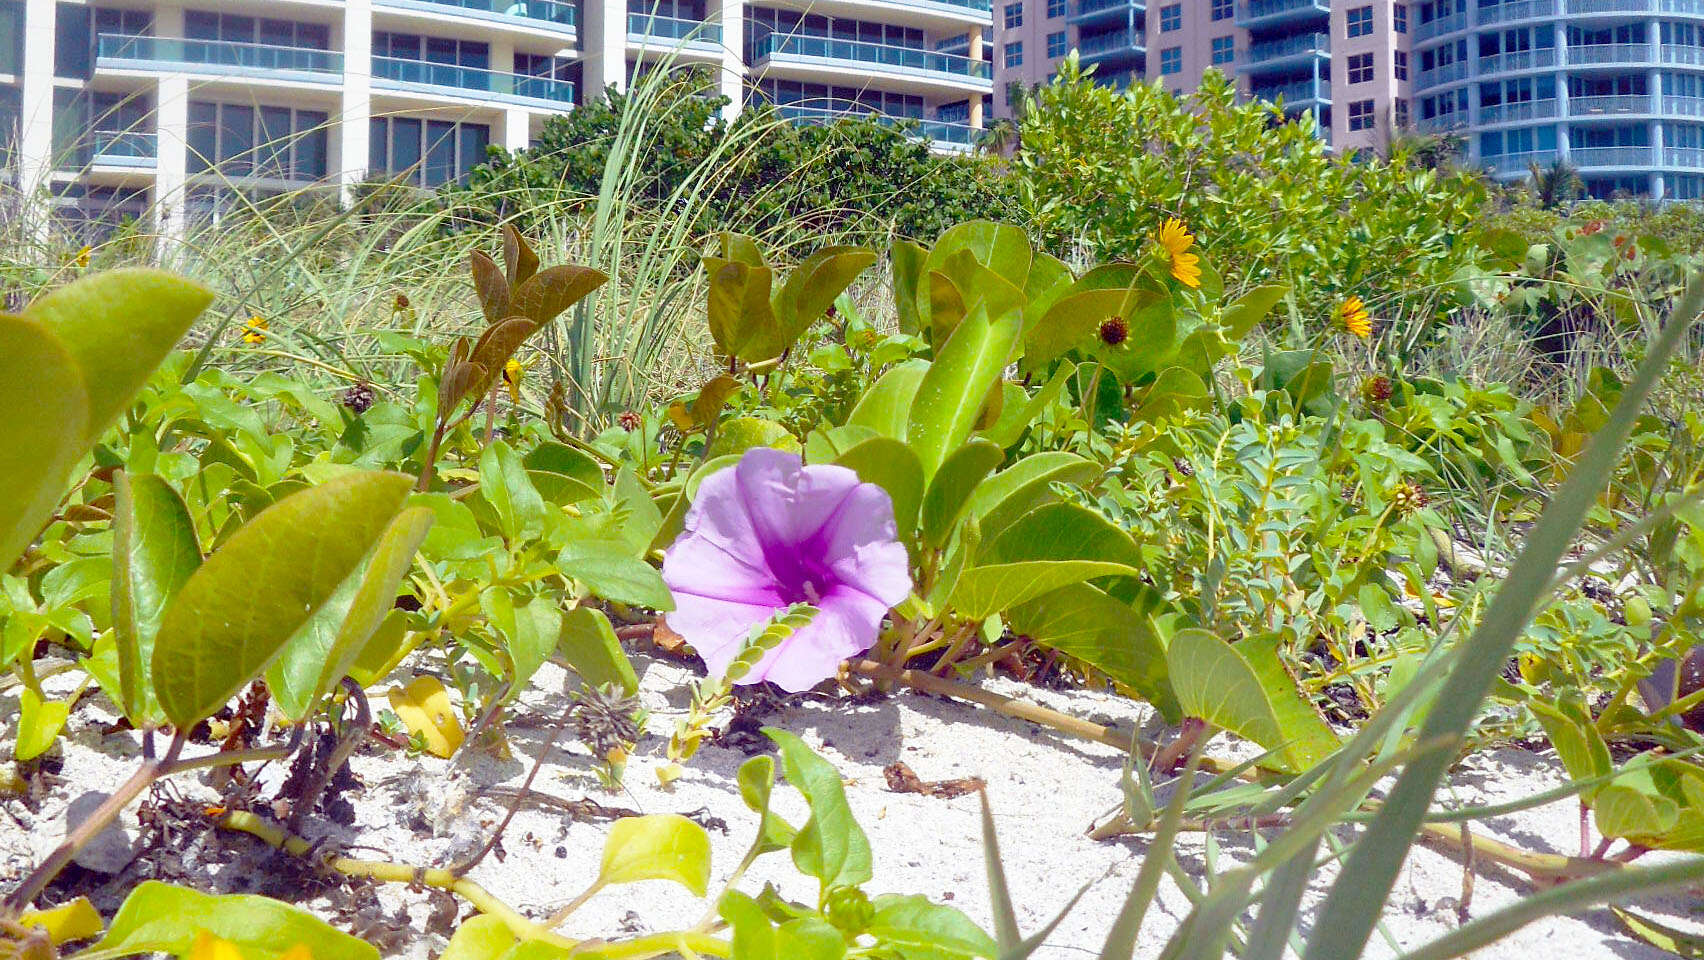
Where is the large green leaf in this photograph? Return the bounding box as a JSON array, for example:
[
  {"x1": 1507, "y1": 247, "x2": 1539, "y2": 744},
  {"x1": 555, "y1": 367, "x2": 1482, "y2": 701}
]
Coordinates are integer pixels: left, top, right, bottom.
[
  {"x1": 981, "y1": 362, "x2": 1075, "y2": 449},
  {"x1": 0, "y1": 315, "x2": 88, "y2": 571},
  {"x1": 890, "y1": 239, "x2": 928, "y2": 335},
  {"x1": 906, "y1": 306, "x2": 1022, "y2": 481},
  {"x1": 947, "y1": 560, "x2": 1137, "y2": 621},
  {"x1": 919, "y1": 439, "x2": 1004, "y2": 550},
  {"x1": 846, "y1": 360, "x2": 928, "y2": 439},
  {"x1": 1220, "y1": 283, "x2": 1290, "y2": 338},
  {"x1": 152, "y1": 472, "x2": 413, "y2": 728},
  {"x1": 737, "y1": 754, "x2": 798, "y2": 854},
  {"x1": 927, "y1": 248, "x2": 1028, "y2": 351},
  {"x1": 834, "y1": 436, "x2": 924, "y2": 541},
  {"x1": 557, "y1": 539, "x2": 673, "y2": 609},
  {"x1": 963, "y1": 452, "x2": 1099, "y2": 542},
  {"x1": 598, "y1": 814, "x2": 713, "y2": 895},
  {"x1": 77, "y1": 881, "x2": 377, "y2": 960},
  {"x1": 868, "y1": 895, "x2": 997, "y2": 959},
  {"x1": 766, "y1": 728, "x2": 873, "y2": 894},
  {"x1": 706, "y1": 257, "x2": 779, "y2": 362},
  {"x1": 480, "y1": 441, "x2": 546, "y2": 542},
  {"x1": 922, "y1": 221, "x2": 1033, "y2": 297},
  {"x1": 510, "y1": 264, "x2": 608, "y2": 326},
  {"x1": 558, "y1": 606, "x2": 639, "y2": 695},
  {"x1": 25, "y1": 268, "x2": 212, "y2": 442},
  {"x1": 1007, "y1": 583, "x2": 1179, "y2": 722},
  {"x1": 1595, "y1": 759, "x2": 1704, "y2": 852},
  {"x1": 987, "y1": 501, "x2": 1141, "y2": 568},
  {"x1": 112, "y1": 473, "x2": 202, "y2": 726},
  {"x1": 1165, "y1": 629, "x2": 1338, "y2": 773},
  {"x1": 774, "y1": 246, "x2": 877, "y2": 348},
  {"x1": 720, "y1": 891, "x2": 778, "y2": 960}
]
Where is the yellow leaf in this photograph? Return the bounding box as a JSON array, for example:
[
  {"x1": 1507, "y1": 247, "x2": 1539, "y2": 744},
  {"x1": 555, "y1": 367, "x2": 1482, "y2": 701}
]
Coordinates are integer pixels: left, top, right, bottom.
[
  {"x1": 19, "y1": 897, "x2": 104, "y2": 944},
  {"x1": 388, "y1": 676, "x2": 465, "y2": 758}
]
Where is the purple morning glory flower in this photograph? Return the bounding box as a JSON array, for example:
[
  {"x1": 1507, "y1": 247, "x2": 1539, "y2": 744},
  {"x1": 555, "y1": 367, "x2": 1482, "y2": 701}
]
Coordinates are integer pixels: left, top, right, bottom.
[{"x1": 662, "y1": 447, "x2": 912, "y2": 692}]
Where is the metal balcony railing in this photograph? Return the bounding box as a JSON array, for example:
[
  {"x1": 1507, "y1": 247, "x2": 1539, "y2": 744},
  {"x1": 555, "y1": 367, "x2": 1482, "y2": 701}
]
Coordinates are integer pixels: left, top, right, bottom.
[
  {"x1": 1414, "y1": 112, "x2": 1468, "y2": 133},
  {"x1": 1414, "y1": 11, "x2": 1468, "y2": 41},
  {"x1": 1251, "y1": 77, "x2": 1330, "y2": 104},
  {"x1": 1245, "y1": 31, "x2": 1329, "y2": 63},
  {"x1": 1236, "y1": 0, "x2": 1328, "y2": 23},
  {"x1": 91, "y1": 129, "x2": 157, "y2": 164},
  {"x1": 1477, "y1": 0, "x2": 1558, "y2": 24},
  {"x1": 1570, "y1": 145, "x2": 1652, "y2": 165},
  {"x1": 774, "y1": 104, "x2": 980, "y2": 146},
  {"x1": 1475, "y1": 47, "x2": 1559, "y2": 73},
  {"x1": 753, "y1": 32, "x2": 991, "y2": 80},
  {"x1": 1567, "y1": 42, "x2": 1652, "y2": 65},
  {"x1": 1568, "y1": 94, "x2": 1652, "y2": 115},
  {"x1": 382, "y1": 0, "x2": 577, "y2": 28},
  {"x1": 1478, "y1": 98, "x2": 1558, "y2": 123},
  {"x1": 627, "y1": 13, "x2": 723, "y2": 43},
  {"x1": 96, "y1": 33, "x2": 342, "y2": 74},
  {"x1": 1077, "y1": 27, "x2": 1146, "y2": 56},
  {"x1": 372, "y1": 56, "x2": 576, "y2": 103}
]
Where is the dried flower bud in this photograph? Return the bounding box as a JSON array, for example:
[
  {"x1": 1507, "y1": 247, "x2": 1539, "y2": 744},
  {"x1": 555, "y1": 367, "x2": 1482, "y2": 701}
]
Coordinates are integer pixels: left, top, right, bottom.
[
  {"x1": 394, "y1": 292, "x2": 411, "y2": 311},
  {"x1": 1171, "y1": 456, "x2": 1194, "y2": 478},
  {"x1": 1391, "y1": 481, "x2": 1429, "y2": 515},
  {"x1": 618, "y1": 410, "x2": 642, "y2": 432},
  {"x1": 573, "y1": 684, "x2": 640, "y2": 762},
  {"x1": 342, "y1": 382, "x2": 376, "y2": 414},
  {"x1": 1360, "y1": 375, "x2": 1393, "y2": 403},
  {"x1": 823, "y1": 886, "x2": 874, "y2": 936}
]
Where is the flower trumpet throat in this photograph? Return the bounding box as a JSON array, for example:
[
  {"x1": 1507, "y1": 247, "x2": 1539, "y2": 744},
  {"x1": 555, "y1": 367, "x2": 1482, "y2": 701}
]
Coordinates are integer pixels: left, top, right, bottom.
[
  {"x1": 1336, "y1": 296, "x2": 1372, "y2": 338},
  {"x1": 1155, "y1": 217, "x2": 1202, "y2": 289},
  {"x1": 660, "y1": 448, "x2": 911, "y2": 692}
]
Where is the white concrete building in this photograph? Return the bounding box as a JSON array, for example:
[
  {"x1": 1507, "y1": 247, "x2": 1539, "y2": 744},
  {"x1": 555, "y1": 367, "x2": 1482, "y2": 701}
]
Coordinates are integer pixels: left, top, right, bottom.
[{"x1": 0, "y1": 0, "x2": 992, "y2": 235}]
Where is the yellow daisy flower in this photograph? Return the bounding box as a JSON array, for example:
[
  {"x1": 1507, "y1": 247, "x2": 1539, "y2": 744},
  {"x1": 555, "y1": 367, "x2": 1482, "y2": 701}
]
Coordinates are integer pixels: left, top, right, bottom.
[
  {"x1": 241, "y1": 316, "x2": 269, "y2": 345},
  {"x1": 74, "y1": 245, "x2": 92, "y2": 269},
  {"x1": 1335, "y1": 296, "x2": 1372, "y2": 338},
  {"x1": 1154, "y1": 218, "x2": 1202, "y2": 289},
  {"x1": 503, "y1": 357, "x2": 526, "y2": 403}
]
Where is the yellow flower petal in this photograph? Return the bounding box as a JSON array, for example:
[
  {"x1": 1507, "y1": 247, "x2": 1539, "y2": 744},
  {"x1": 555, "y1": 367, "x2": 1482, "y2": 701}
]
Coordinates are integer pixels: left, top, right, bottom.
[
  {"x1": 18, "y1": 897, "x2": 104, "y2": 945},
  {"x1": 187, "y1": 931, "x2": 247, "y2": 960},
  {"x1": 388, "y1": 675, "x2": 465, "y2": 758}
]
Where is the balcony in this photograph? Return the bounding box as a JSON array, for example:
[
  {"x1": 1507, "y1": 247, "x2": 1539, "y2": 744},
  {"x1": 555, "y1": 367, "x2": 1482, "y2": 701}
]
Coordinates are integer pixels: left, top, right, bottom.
[
  {"x1": 772, "y1": 104, "x2": 980, "y2": 150},
  {"x1": 371, "y1": 56, "x2": 575, "y2": 106},
  {"x1": 628, "y1": 13, "x2": 723, "y2": 47},
  {"x1": 1415, "y1": 59, "x2": 1468, "y2": 88},
  {"x1": 1569, "y1": 94, "x2": 1652, "y2": 116},
  {"x1": 373, "y1": 0, "x2": 577, "y2": 34},
  {"x1": 1077, "y1": 26, "x2": 1146, "y2": 66},
  {"x1": 1665, "y1": 94, "x2": 1704, "y2": 115},
  {"x1": 1240, "y1": 32, "x2": 1328, "y2": 73},
  {"x1": 1570, "y1": 0, "x2": 1654, "y2": 11},
  {"x1": 1475, "y1": 47, "x2": 1559, "y2": 74},
  {"x1": 1478, "y1": 98, "x2": 1558, "y2": 123},
  {"x1": 90, "y1": 130, "x2": 156, "y2": 168},
  {"x1": 1571, "y1": 145, "x2": 1652, "y2": 166},
  {"x1": 1414, "y1": 112, "x2": 1468, "y2": 133},
  {"x1": 1483, "y1": 148, "x2": 1560, "y2": 172},
  {"x1": 1414, "y1": 11, "x2": 1468, "y2": 42},
  {"x1": 95, "y1": 33, "x2": 342, "y2": 80},
  {"x1": 751, "y1": 32, "x2": 992, "y2": 85},
  {"x1": 1567, "y1": 42, "x2": 1652, "y2": 65},
  {"x1": 1666, "y1": 146, "x2": 1704, "y2": 168},
  {"x1": 1251, "y1": 77, "x2": 1330, "y2": 110},
  {"x1": 1477, "y1": 0, "x2": 1558, "y2": 25},
  {"x1": 1235, "y1": 0, "x2": 1329, "y2": 29},
  {"x1": 1662, "y1": 0, "x2": 1704, "y2": 14},
  {"x1": 1663, "y1": 44, "x2": 1704, "y2": 64},
  {"x1": 1071, "y1": 0, "x2": 1146, "y2": 26}
]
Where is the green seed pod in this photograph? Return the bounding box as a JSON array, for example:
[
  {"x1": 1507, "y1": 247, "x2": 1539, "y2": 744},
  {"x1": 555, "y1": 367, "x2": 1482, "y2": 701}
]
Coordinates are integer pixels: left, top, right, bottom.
[
  {"x1": 1625, "y1": 594, "x2": 1652, "y2": 628},
  {"x1": 823, "y1": 885, "x2": 874, "y2": 936}
]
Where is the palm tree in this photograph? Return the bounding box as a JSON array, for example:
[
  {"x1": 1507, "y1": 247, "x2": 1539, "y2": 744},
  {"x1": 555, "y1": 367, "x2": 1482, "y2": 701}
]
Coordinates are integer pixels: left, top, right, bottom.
[
  {"x1": 1528, "y1": 158, "x2": 1584, "y2": 209},
  {"x1": 977, "y1": 117, "x2": 1019, "y2": 156}
]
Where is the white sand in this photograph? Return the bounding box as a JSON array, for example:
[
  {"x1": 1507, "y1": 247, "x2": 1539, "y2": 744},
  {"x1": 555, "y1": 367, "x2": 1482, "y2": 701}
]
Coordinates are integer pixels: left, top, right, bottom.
[{"x1": 4, "y1": 653, "x2": 1698, "y2": 958}]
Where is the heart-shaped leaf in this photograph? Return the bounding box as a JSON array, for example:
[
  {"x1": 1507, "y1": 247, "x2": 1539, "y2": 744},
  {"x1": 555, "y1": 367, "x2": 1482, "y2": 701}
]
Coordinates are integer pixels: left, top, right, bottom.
[
  {"x1": 598, "y1": 814, "x2": 712, "y2": 895},
  {"x1": 81, "y1": 881, "x2": 377, "y2": 960},
  {"x1": 112, "y1": 472, "x2": 201, "y2": 727}
]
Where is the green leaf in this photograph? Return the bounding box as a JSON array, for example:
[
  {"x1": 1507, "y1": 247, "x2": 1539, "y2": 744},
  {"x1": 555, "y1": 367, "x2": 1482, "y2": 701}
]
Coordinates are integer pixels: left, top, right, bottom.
[
  {"x1": 482, "y1": 591, "x2": 562, "y2": 693},
  {"x1": 720, "y1": 891, "x2": 778, "y2": 960},
  {"x1": 766, "y1": 727, "x2": 873, "y2": 894},
  {"x1": 1613, "y1": 906, "x2": 1704, "y2": 957},
  {"x1": 16, "y1": 688, "x2": 69, "y2": 762},
  {"x1": 868, "y1": 895, "x2": 997, "y2": 958},
  {"x1": 78, "y1": 881, "x2": 378, "y2": 960},
  {"x1": 1357, "y1": 583, "x2": 1400, "y2": 634},
  {"x1": 834, "y1": 437, "x2": 925, "y2": 542},
  {"x1": 987, "y1": 501, "x2": 1141, "y2": 568},
  {"x1": 706, "y1": 258, "x2": 779, "y2": 362},
  {"x1": 776, "y1": 918, "x2": 848, "y2": 960},
  {"x1": 920, "y1": 439, "x2": 1004, "y2": 550},
  {"x1": 1220, "y1": 283, "x2": 1289, "y2": 338},
  {"x1": 524, "y1": 441, "x2": 605, "y2": 491},
  {"x1": 774, "y1": 246, "x2": 877, "y2": 347},
  {"x1": 847, "y1": 360, "x2": 929, "y2": 440},
  {"x1": 964, "y1": 452, "x2": 1099, "y2": 543},
  {"x1": 923, "y1": 221, "x2": 1033, "y2": 301},
  {"x1": 112, "y1": 473, "x2": 201, "y2": 727},
  {"x1": 1166, "y1": 629, "x2": 1338, "y2": 774},
  {"x1": 0, "y1": 314, "x2": 88, "y2": 571},
  {"x1": 25, "y1": 268, "x2": 212, "y2": 442},
  {"x1": 558, "y1": 606, "x2": 639, "y2": 695},
  {"x1": 948, "y1": 561, "x2": 1138, "y2": 621},
  {"x1": 981, "y1": 362, "x2": 1074, "y2": 449},
  {"x1": 1024, "y1": 287, "x2": 1126, "y2": 371},
  {"x1": 927, "y1": 249, "x2": 1029, "y2": 351},
  {"x1": 151, "y1": 471, "x2": 413, "y2": 728},
  {"x1": 737, "y1": 754, "x2": 799, "y2": 854},
  {"x1": 598, "y1": 814, "x2": 713, "y2": 895},
  {"x1": 1007, "y1": 583, "x2": 1180, "y2": 723},
  {"x1": 1528, "y1": 695, "x2": 1612, "y2": 795},
  {"x1": 510, "y1": 264, "x2": 608, "y2": 326},
  {"x1": 557, "y1": 539, "x2": 673, "y2": 609},
  {"x1": 441, "y1": 915, "x2": 519, "y2": 960},
  {"x1": 708, "y1": 417, "x2": 799, "y2": 459},
  {"x1": 480, "y1": 441, "x2": 546, "y2": 542},
  {"x1": 907, "y1": 306, "x2": 1023, "y2": 481},
  {"x1": 891, "y1": 239, "x2": 928, "y2": 335}
]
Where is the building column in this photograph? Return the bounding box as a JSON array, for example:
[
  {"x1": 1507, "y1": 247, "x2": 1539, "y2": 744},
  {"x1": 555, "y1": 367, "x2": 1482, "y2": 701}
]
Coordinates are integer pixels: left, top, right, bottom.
[
  {"x1": 339, "y1": 0, "x2": 373, "y2": 204},
  {"x1": 502, "y1": 108, "x2": 530, "y2": 151},
  {"x1": 1555, "y1": 21, "x2": 1570, "y2": 161},
  {"x1": 154, "y1": 75, "x2": 188, "y2": 244},
  {"x1": 716, "y1": 0, "x2": 744, "y2": 119},
  {"x1": 969, "y1": 28, "x2": 984, "y2": 128},
  {"x1": 582, "y1": 0, "x2": 627, "y2": 102},
  {"x1": 18, "y1": 0, "x2": 57, "y2": 221}
]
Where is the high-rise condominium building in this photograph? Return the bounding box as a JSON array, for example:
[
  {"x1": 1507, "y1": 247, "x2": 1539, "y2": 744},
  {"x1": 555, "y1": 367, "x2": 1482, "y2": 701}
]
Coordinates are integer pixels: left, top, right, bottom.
[
  {"x1": 997, "y1": 0, "x2": 1704, "y2": 199},
  {"x1": 0, "y1": 0, "x2": 993, "y2": 236}
]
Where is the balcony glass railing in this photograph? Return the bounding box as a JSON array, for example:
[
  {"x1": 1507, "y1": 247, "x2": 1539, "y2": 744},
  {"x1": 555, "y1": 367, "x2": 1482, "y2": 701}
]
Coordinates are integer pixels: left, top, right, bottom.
[
  {"x1": 1077, "y1": 27, "x2": 1146, "y2": 56},
  {"x1": 1478, "y1": 98, "x2": 1557, "y2": 122},
  {"x1": 1236, "y1": 0, "x2": 1328, "y2": 22},
  {"x1": 1568, "y1": 42, "x2": 1651, "y2": 64},
  {"x1": 753, "y1": 33, "x2": 991, "y2": 80},
  {"x1": 1414, "y1": 11, "x2": 1468, "y2": 40},
  {"x1": 1414, "y1": 112, "x2": 1468, "y2": 133},
  {"x1": 628, "y1": 13, "x2": 723, "y2": 43},
  {"x1": 1074, "y1": 0, "x2": 1144, "y2": 16},
  {"x1": 1252, "y1": 77, "x2": 1330, "y2": 104},
  {"x1": 1415, "y1": 59, "x2": 1468, "y2": 86},
  {"x1": 372, "y1": 56, "x2": 575, "y2": 103},
  {"x1": 1664, "y1": 44, "x2": 1704, "y2": 64},
  {"x1": 1570, "y1": 145, "x2": 1651, "y2": 165},
  {"x1": 1474, "y1": 47, "x2": 1558, "y2": 73},
  {"x1": 774, "y1": 104, "x2": 980, "y2": 146},
  {"x1": 91, "y1": 129, "x2": 157, "y2": 162},
  {"x1": 97, "y1": 33, "x2": 342, "y2": 73},
  {"x1": 1666, "y1": 146, "x2": 1704, "y2": 167},
  {"x1": 1484, "y1": 148, "x2": 1560, "y2": 169},
  {"x1": 384, "y1": 0, "x2": 577, "y2": 28},
  {"x1": 1245, "y1": 31, "x2": 1328, "y2": 63},
  {"x1": 1569, "y1": 94, "x2": 1651, "y2": 114},
  {"x1": 1666, "y1": 95, "x2": 1704, "y2": 115},
  {"x1": 1478, "y1": 0, "x2": 1559, "y2": 23}
]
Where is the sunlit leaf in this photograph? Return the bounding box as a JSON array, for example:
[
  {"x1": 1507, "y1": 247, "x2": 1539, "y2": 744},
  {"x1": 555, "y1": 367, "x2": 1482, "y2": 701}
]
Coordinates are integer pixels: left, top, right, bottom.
[{"x1": 598, "y1": 814, "x2": 712, "y2": 895}]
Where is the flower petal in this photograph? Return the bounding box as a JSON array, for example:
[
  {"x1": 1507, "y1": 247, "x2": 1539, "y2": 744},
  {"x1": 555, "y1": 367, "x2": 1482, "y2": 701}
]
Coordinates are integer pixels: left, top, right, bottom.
[
  {"x1": 812, "y1": 484, "x2": 912, "y2": 606},
  {"x1": 744, "y1": 585, "x2": 890, "y2": 692},
  {"x1": 664, "y1": 461, "x2": 774, "y2": 599},
  {"x1": 664, "y1": 591, "x2": 780, "y2": 679},
  {"x1": 734, "y1": 448, "x2": 862, "y2": 552}
]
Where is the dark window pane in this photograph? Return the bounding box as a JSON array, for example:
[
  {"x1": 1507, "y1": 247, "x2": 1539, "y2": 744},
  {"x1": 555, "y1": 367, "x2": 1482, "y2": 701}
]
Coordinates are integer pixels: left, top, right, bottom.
[
  {"x1": 295, "y1": 117, "x2": 327, "y2": 179},
  {"x1": 458, "y1": 123, "x2": 489, "y2": 180},
  {"x1": 425, "y1": 120, "x2": 455, "y2": 186},
  {"x1": 368, "y1": 117, "x2": 388, "y2": 173},
  {"x1": 392, "y1": 116, "x2": 422, "y2": 185},
  {"x1": 221, "y1": 103, "x2": 254, "y2": 174},
  {"x1": 54, "y1": 3, "x2": 91, "y2": 79},
  {"x1": 222, "y1": 15, "x2": 255, "y2": 43},
  {"x1": 298, "y1": 22, "x2": 329, "y2": 49},
  {"x1": 187, "y1": 101, "x2": 217, "y2": 173},
  {"x1": 426, "y1": 36, "x2": 456, "y2": 64},
  {"x1": 258, "y1": 19, "x2": 294, "y2": 47},
  {"x1": 258, "y1": 105, "x2": 291, "y2": 177},
  {"x1": 185, "y1": 10, "x2": 219, "y2": 40},
  {"x1": 460, "y1": 40, "x2": 488, "y2": 69},
  {"x1": 0, "y1": 1, "x2": 20, "y2": 75}
]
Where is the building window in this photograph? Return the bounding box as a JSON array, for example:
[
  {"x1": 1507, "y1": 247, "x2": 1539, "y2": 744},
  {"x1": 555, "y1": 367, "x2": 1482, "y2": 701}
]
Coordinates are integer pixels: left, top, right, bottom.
[
  {"x1": 1393, "y1": 3, "x2": 1408, "y2": 32},
  {"x1": 1395, "y1": 97, "x2": 1409, "y2": 126},
  {"x1": 1394, "y1": 49, "x2": 1408, "y2": 79},
  {"x1": 1349, "y1": 98, "x2": 1375, "y2": 129},
  {"x1": 1348, "y1": 52, "x2": 1374, "y2": 83},
  {"x1": 368, "y1": 115, "x2": 489, "y2": 187},
  {"x1": 1004, "y1": 2, "x2": 1023, "y2": 28},
  {"x1": 1004, "y1": 40, "x2": 1023, "y2": 67},
  {"x1": 1347, "y1": 5, "x2": 1373, "y2": 37},
  {"x1": 186, "y1": 100, "x2": 329, "y2": 181},
  {"x1": 1160, "y1": 4, "x2": 1182, "y2": 30},
  {"x1": 1211, "y1": 35, "x2": 1235, "y2": 64},
  {"x1": 1047, "y1": 30, "x2": 1068, "y2": 57},
  {"x1": 1048, "y1": 0, "x2": 1067, "y2": 17},
  {"x1": 1160, "y1": 45, "x2": 1182, "y2": 73},
  {"x1": 1212, "y1": 0, "x2": 1235, "y2": 19}
]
